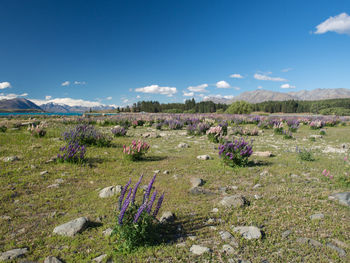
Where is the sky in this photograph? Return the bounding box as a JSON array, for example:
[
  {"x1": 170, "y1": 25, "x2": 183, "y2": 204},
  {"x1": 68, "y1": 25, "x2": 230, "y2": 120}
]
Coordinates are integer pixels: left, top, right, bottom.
[{"x1": 1, "y1": 0, "x2": 350, "y2": 107}]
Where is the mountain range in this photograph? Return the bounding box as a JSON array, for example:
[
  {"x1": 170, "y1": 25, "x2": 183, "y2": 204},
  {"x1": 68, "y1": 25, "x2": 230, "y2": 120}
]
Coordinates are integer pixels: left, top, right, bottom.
[
  {"x1": 204, "y1": 88, "x2": 350, "y2": 104},
  {"x1": 38, "y1": 102, "x2": 116, "y2": 113},
  {"x1": 0, "y1": 98, "x2": 43, "y2": 112}
]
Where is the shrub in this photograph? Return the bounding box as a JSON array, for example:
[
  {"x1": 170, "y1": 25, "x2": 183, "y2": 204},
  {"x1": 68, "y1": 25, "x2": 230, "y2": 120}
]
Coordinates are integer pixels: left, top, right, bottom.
[
  {"x1": 63, "y1": 124, "x2": 112, "y2": 147},
  {"x1": 111, "y1": 126, "x2": 127, "y2": 137},
  {"x1": 320, "y1": 130, "x2": 326, "y2": 135},
  {"x1": 273, "y1": 122, "x2": 284, "y2": 135},
  {"x1": 283, "y1": 130, "x2": 294, "y2": 140},
  {"x1": 309, "y1": 120, "x2": 324, "y2": 130},
  {"x1": 28, "y1": 124, "x2": 46, "y2": 138},
  {"x1": 206, "y1": 126, "x2": 223, "y2": 143},
  {"x1": 166, "y1": 120, "x2": 183, "y2": 130},
  {"x1": 123, "y1": 140, "x2": 150, "y2": 161},
  {"x1": 287, "y1": 120, "x2": 299, "y2": 132},
  {"x1": 296, "y1": 147, "x2": 315, "y2": 161},
  {"x1": 0, "y1": 125, "x2": 7, "y2": 133},
  {"x1": 57, "y1": 142, "x2": 86, "y2": 163},
  {"x1": 113, "y1": 174, "x2": 165, "y2": 252},
  {"x1": 155, "y1": 122, "x2": 163, "y2": 130},
  {"x1": 225, "y1": 101, "x2": 253, "y2": 114},
  {"x1": 218, "y1": 138, "x2": 253, "y2": 167}
]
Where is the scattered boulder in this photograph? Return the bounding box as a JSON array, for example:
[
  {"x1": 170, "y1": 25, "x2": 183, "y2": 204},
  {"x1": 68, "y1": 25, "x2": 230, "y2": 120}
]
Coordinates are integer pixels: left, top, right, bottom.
[
  {"x1": 310, "y1": 213, "x2": 324, "y2": 220},
  {"x1": 0, "y1": 248, "x2": 28, "y2": 261},
  {"x1": 53, "y1": 217, "x2": 89, "y2": 237},
  {"x1": 253, "y1": 151, "x2": 272, "y2": 157},
  {"x1": 160, "y1": 211, "x2": 175, "y2": 223},
  {"x1": 189, "y1": 187, "x2": 215, "y2": 196},
  {"x1": 211, "y1": 208, "x2": 219, "y2": 213},
  {"x1": 190, "y1": 245, "x2": 211, "y2": 255},
  {"x1": 190, "y1": 178, "x2": 204, "y2": 188},
  {"x1": 232, "y1": 226, "x2": 262, "y2": 240},
  {"x1": 40, "y1": 171, "x2": 48, "y2": 175},
  {"x1": 44, "y1": 256, "x2": 63, "y2": 263},
  {"x1": 99, "y1": 185, "x2": 122, "y2": 198},
  {"x1": 281, "y1": 230, "x2": 292, "y2": 239},
  {"x1": 296, "y1": 237, "x2": 322, "y2": 248},
  {"x1": 222, "y1": 244, "x2": 235, "y2": 255},
  {"x1": 178, "y1": 143, "x2": 189, "y2": 148},
  {"x1": 329, "y1": 192, "x2": 350, "y2": 207},
  {"x1": 252, "y1": 184, "x2": 261, "y2": 189},
  {"x1": 93, "y1": 254, "x2": 108, "y2": 263},
  {"x1": 197, "y1": 155, "x2": 211, "y2": 160},
  {"x1": 103, "y1": 228, "x2": 113, "y2": 237},
  {"x1": 163, "y1": 170, "x2": 169, "y2": 175},
  {"x1": 220, "y1": 195, "x2": 249, "y2": 208},
  {"x1": 327, "y1": 243, "x2": 346, "y2": 257},
  {"x1": 219, "y1": 231, "x2": 238, "y2": 247},
  {"x1": 2, "y1": 156, "x2": 19, "y2": 162}
]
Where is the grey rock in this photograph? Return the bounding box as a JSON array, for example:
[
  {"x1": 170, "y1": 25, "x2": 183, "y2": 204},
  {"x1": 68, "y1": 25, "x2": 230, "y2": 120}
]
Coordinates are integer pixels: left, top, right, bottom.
[
  {"x1": 40, "y1": 171, "x2": 48, "y2": 175},
  {"x1": 296, "y1": 237, "x2": 322, "y2": 247},
  {"x1": 93, "y1": 254, "x2": 107, "y2": 263},
  {"x1": 211, "y1": 208, "x2": 219, "y2": 213},
  {"x1": 178, "y1": 143, "x2": 189, "y2": 148},
  {"x1": 190, "y1": 178, "x2": 204, "y2": 188},
  {"x1": 47, "y1": 184, "x2": 59, "y2": 189},
  {"x1": 219, "y1": 230, "x2": 238, "y2": 247},
  {"x1": 220, "y1": 195, "x2": 248, "y2": 208},
  {"x1": 232, "y1": 226, "x2": 262, "y2": 240},
  {"x1": 282, "y1": 230, "x2": 292, "y2": 239},
  {"x1": 310, "y1": 213, "x2": 324, "y2": 220},
  {"x1": 55, "y1": 179, "x2": 65, "y2": 184},
  {"x1": 99, "y1": 185, "x2": 122, "y2": 198},
  {"x1": 189, "y1": 187, "x2": 214, "y2": 196},
  {"x1": 254, "y1": 194, "x2": 262, "y2": 200},
  {"x1": 197, "y1": 155, "x2": 211, "y2": 160},
  {"x1": 327, "y1": 243, "x2": 346, "y2": 257},
  {"x1": 0, "y1": 248, "x2": 28, "y2": 261},
  {"x1": 253, "y1": 151, "x2": 272, "y2": 157},
  {"x1": 253, "y1": 184, "x2": 261, "y2": 189},
  {"x1": 154, "y1": 170, "x2": 160, "y2": 174},
  {"x1": 290, "y1": 174, "x2": 299, "y2": 178},
  {"x1": 222, "y1": 244, "x2": 235, "y2": 255},
  {"x1": 53, "y1": 217, "x2": 89, "y2": 237},
  {"x1": 163, "y1": 170, "x2": 169, "y2": 174},
  {"x1": 160, "y1": 211, "x2": 175, "y2": 223},
  {"x1": 44, "y1": 256, "x2": 63, "y2": 263},
  {"x1": 2, "y1": 156, "x2": 19, "y2": 162},
  {"x1": 329, "y1": 192, "x2": 350, "y2": 207},
  {"x1": 190, "y1": 245, "x2": 211, "y2": 255},
  {"x1": 103, "y1": 228, "x2": 113, "y2": 237}
]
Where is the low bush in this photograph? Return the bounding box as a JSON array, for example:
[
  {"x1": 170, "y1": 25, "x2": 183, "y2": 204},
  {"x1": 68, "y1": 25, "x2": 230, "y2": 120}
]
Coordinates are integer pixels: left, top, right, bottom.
[
  {"x1": 123, "y1": 140, "x2": 150, "y2": 161},
  {"x1": 218, "y1": 137, "x2": 253, "y2": 167}
]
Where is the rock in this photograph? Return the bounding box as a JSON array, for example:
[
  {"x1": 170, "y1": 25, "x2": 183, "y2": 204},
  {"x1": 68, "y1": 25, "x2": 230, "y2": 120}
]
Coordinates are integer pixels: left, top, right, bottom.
[
  {"x1": 253, "y1": 184, "x2": 261, "y2": 189},
  {"x1": 190, "y1": 178, "x2": 204, "y2": 188},
  {"x1": 197, "y1": 155, "x2": 211, "y2": 160},
  {"x1": 99, "y1": 185, "x2": 122, "y2": 198},
  {"x1": 154, "y1": 170, "x2": 160, "y2": 174},
  {"x1": 296, "y1": 237, "x2": 322, "y2": 247},
  {"x1": 0, "y1": 215, "x2": 11, "y2": 220},
  {"x1": 44, "y1": 256, "x2": 63, "y2": 263},
  {"x1": 222, "y1": 244, "x2": 235, "y2": 255},
  {"x1": 188, "y1": 235, "x2": 197, "y2": 241},
  {"x1": 331, "y1": 238, "x2": 350, "y2": 249},
  {"x1": 190, "y1": 245, "x2": 211, "y2": 255},
  {"x1": 53, "y1": 217, "x2": 89, "y2": 237},
  {"x1": 163, "y1": 170, "x2": 169, "y2": 174},
  {"x1": 219, "y1": 231, "x2": 238, "y2": 247},
  {"x1": 290, "y1": 174, "x2": 299, "y2": 178},
  {"x1": 178, "y1": 143, "x2": 189, "y2": 148},
  {"x1": 310, "y1": 135, "x2": 323, "y2": 139},
  {"x1": 0, "y1": 248, "x2": 28, "y2": 261},
  {"x1": 212, "y1": 208, "x2": 219, "y2": 213},
  {"x1": 2, "y1": 156, "x2": 19, "y2": 162},
  {"x1": 103, "y1": 228, "x2": 113, "y2": 237},
  {"x1": 160, "y1": 211, "x2": 175, "y2": 223},
  {"x1": 189, "y1": 187, "x2": 214, "y2": 196},
  {"x1": 220, "y1": 195, "x2": 248, "y2": 208},
  {"x1": 327, "y1": 243, "x2": 346, "y2": 257},
  {"x1": 232, "y1": 226, "x2": 262, "y2": 240},
  {"x1": 329, "y1": 192, "x2": 350, "y2": 207},
  {"x1": 93, "y1": 254, "x2": 107, "y2": 263},
  {"x1": 254, "y1": 194, "x2": 262, "y2": 200},
  {"x1": 281, "y1": 230, "x2": 292, "y2": 239},
  {"x1": 55, "y1": 179, "x2": 65, "y2": 184},
  {"x1": 310, "y1": 213, "x2": 324, "y2": 220},
  {"x1": 40, "y1": 171, "x2": 48, "y2": 175},
  {"x1": 253, "y1": 151, "x2": 272, "y2": 157},
  {"x1": 260, "y1": 170, "x2": 269, "y2": 176},
  {"x1": 47, "y1": 184, "x2": 59, "y2": 189}
]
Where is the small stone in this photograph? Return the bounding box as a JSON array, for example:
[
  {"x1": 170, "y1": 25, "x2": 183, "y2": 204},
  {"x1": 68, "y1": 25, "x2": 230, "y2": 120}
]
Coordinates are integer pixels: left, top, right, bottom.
[
  {"x1": 329, "y1": 192, "x2": 350, "y2": 207},
  {"x1": 103, "y1": 228, "x2": 113, "y2": 236},
  {"x1": 44, "y1": 256, "x2": 63, "y2": 263},
  {"x1": 190, "y1": 245, "x2": 211, "y2": 255},
  {"x1": 253, "y1": 151, "x2": 272, "y2": 157},
  {"x1": 331, "y1": 238, "x2": 350, "y2": 249},
  {"x1": 254, "y1": 194, "x2": 262, "y2": 200},
  {"x1": 232, "y1": 226, "x2": 262, "y2": 240},
  {"x1": 0, "y1": 248, "x2": 28, "y2": 261},
  {"x1": 310, "y1": 213, "x2": 324, "y2": 220},
  {"x1": 188, "y1": 235, "x2": 197, "y2": 241},
  {"x1": 154, "y1": 170, "x2": 160, "y2": 174},
  {"x1": 0, "y1": 215, "x2": 11, "y2": 220},
  {"x1": 212, "y1": 208, "x2": 219, "y2": 213},
  {"x1": 260, "y1": 170, "x2": 269, "y2": 176},
  {"x1": 55, "y1": 179, "x2": 65, "y2": 184},
  {"x1": 327, "y1": 243, "x2": 346, "y2": 257},
  {"x1": 296, "y1": 237, "x2": 322, "y2": 247},
  {"x1": 219, "y1": 230, "x2": 239, "y2": 247},
  {"x1": 222, "y1": 244, "x2": 235, "y2": 255},
  {"x1": 99, "y1": 185, "x2": 122, "y2": 198},
  {"x1": 176, "y1": 242, "x2": 186, "y2": 247},
  {"x1": 93, "y1": 254, "x2": 107, "y2": 263},
  {"x1": 40, "y1": 171, "x2": 48, "y2": 175},
  {"x1": 253, "y1": 184, "x2": 261, "y2": 189},
  {"x1": 160, "y1": 211, "x2": 175, "y2": 223},
  {"x1": 2, "y1": 156, "x2": 19, "y2": 162},
  {"x1": 178, "y1": 143, "x2": 189, "y2": 148},
  {"x1": 230, "y1": 186, "x2": 238, "y2": 190},
  {"x1": 197, "y1": 155, "x2": 211, "y2": 160},
  {"x1": 190, "y1": 178, "x2": 204, "y2": 188},
  {"x1": 189, "y1": 187, "x2": 214, "y2": 196},
  {"x1": 220, "y1": 195, "x2": 248, "y2": 208},
  {"x1": 47, "y1": 184, "x2": 59, "y2": 188},
  {"x1": 282, "y1": 230, "x2": 292, "y2": 239},
  {"x1": 163, "y1": 170, "x2": 169, "y2": 174},
  {"x1": 53, "y1": 217, "x2": 89, "y2": 237},
  {"x1": 291, "y1": 174, "x2": 299, "y2": 178}
]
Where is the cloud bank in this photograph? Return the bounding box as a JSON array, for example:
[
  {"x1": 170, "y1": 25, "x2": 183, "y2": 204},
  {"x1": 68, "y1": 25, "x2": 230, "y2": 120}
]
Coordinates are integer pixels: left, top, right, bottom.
[
  {"x1": 135, "y1": 84, "x2": 177, "y2": 96},
  {"x1": 254, "y1": 73, "x2": 287, "y2": 82},
  {"x1": 315, "y1": 13, "x2": 350, "y2": 35}
]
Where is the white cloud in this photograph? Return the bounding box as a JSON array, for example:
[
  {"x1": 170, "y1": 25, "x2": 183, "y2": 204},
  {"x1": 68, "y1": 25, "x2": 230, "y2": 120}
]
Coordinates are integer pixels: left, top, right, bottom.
[
  {"x1": 280, "y1": 83, "x2": 296, "y2": 89},
  {"x1": 106, "y1": 96, "x2": 112, "y2": 100},
  {"x1": 135, "y1": 84, "x2": 177, "y2": 96},
  {"x1": 30, "y1": 97, "x2": 103, "y2": 107},
  {"x1": 216, "y1": 80, "x2": 231, "y2": 89},
  {"x1": 74, "y1": 81, "x2": 86, "y2": 85},
  {"x1": 187, "y1": 84, "x2": 208, "y2": 93},
  {"x1": 257, "y1": 86, "x2": 263, "y2": 89},
  {"x1": 0, "y1": 82, "x2": 11, "y2": 89},
  {"x1": 281, "y1": 68, "x2": 293, "y2": 72},
  {"x1": 61, "y1": 81, "x2": 70, "y2": 86},
  {"x1": 45, "y1": 95, "x2": 52, "y2": 100},
  {"x1": 0, "y1": 92, "x2": 28, "y2": 100},
  {"x1": 234, "y1": 87, "x2": 240, "y2": 90},
  {"x1": 230, "y1": 73, "x2": 244, "y2": 79},
  {"x1": 183, "y1": 91, "x2": 194, "y2": 97},
  {"x1": 123, "y1": 99, "x2": 129, "y2": 103},
  {"x1": 203, "y1": 94, "x2": 234, "y2": 100},
  {"x1": 136, "y1": 95, "x2": 141, "y2": 99},
  {"x1": 315, "y1": 13, "x2": 350, "y2": 35},
  {"x1": 254, "y1": 73, "x2": 287, "y2": 82}
]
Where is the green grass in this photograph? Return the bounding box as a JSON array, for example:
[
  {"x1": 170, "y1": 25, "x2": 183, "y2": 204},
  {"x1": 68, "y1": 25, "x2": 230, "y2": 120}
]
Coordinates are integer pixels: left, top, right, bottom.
[{"x1": 0, "y1": 119, "x2": 349, "y2": 262}]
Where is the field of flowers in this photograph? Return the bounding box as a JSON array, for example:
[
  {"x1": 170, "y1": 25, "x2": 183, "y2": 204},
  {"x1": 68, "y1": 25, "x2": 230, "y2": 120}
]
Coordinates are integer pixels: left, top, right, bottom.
[{"x1": 0, "y1": 113, "x2": 350, "y2": 262}]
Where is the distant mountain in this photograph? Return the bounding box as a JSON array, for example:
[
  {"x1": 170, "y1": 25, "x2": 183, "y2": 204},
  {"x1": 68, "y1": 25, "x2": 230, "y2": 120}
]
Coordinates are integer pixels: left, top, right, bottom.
[
  {"x1": 204, "y1": 88, "x2": 350, "y2": 104},
  {"x1": 0, "y1": 98, "x2": 43, "y2": 112},
  {"x1": 39, "y1": 102, "x2": 116, "y2": 113}
]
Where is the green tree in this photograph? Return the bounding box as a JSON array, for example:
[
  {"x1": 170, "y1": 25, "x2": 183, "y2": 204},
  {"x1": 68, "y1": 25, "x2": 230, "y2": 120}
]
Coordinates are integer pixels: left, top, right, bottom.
[{"x1": 225, "y1": 101, "x2": 253, "y2": 114}]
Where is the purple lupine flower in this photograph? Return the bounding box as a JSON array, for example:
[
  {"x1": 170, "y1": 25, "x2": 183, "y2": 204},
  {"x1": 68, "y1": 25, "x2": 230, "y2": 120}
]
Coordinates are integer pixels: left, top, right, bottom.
[
  {"x1": 118, "y1": 194, "x2": 131, "y2": 225},
  {"x1": 133, "y1": 203, "x2": 147, "y2": 223},
  {"x1": 146, "y1": 190, "x2": 157, "y2": 214},
  {"x1": 118, "y1": 179, "x2": 131, "y2": 210},
  {"x1": 123, "y1": 187, "x2": 133, "y2": 207},
  {"x1": 131, "y1": 174, "x2": 143, "y2": 204},
  {"x1": 153, "y1": 192, "x2": 165, "y2": 217},
  {"x1": 143, "y1": 174, "x2": 156, "y2": 203}
]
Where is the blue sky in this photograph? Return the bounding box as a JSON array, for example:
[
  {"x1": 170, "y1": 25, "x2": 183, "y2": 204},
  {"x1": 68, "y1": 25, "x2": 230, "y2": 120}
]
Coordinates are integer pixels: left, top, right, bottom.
[{"x1": 1, "y1": 0, "x2": 350, "y2": 107}]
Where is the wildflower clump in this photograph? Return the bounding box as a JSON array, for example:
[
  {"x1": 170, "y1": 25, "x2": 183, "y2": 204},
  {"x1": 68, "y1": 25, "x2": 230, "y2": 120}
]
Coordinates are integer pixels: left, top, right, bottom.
[
  {"x1": 296, "y1": 147, "x2": 315, "y2": 161},
  {"x1": 273, "y1": 122, "x2": 284, "y2": 135},
  {"x1": 111, "y1": 126, "x2": 127, "y2": 137},
  {"x1": 309, "y1": 120, "x2": 324, "y2": 130},
  {"x1": 63, "y1": 124, "x2": 111, "y2": 147},
  {"x1": 123, "y1": 140, "x2": 150, "y2": 161},
  {"x1": 113, "y1": 174, "x2": 165, "y2": 252},
  {"x1": 57, "y1": 142, "x2": 86, "y2": 163},
  {"x1": 218, "y1": 137, "x2": 253, "y2": 167},
  {"x1": 28, "y1": 124, "x2": 46, "y2": 138},
  {"x1": 206, "y1": 126, "x2": 223, "y2": 143}
]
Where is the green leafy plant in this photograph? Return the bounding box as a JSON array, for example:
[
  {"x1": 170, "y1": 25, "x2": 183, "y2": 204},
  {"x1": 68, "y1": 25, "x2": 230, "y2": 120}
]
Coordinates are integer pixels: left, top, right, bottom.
[
  {"x1": 296, "y1": 147, "x2": 315, "y2": 161},
  {"x1": 218, "y1": 138, "x2": 253, "y2": 167}
]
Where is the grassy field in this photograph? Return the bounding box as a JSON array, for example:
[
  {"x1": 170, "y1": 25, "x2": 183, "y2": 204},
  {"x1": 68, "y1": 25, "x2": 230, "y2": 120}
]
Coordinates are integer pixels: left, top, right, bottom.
[{"x1": 0, "y1": 117, "x2": 350, "y2": 262}]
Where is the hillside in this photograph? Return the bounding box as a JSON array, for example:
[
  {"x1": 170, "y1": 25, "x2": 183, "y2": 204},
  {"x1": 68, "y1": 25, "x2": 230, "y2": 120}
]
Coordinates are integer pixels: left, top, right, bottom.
[{"x1": 0, "y1": 98, "x2": 43, "y2": 112}]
